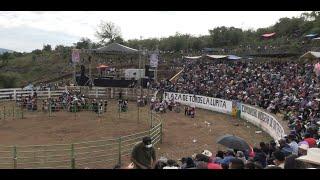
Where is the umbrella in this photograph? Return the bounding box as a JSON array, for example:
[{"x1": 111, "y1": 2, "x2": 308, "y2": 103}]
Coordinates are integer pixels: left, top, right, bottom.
[{"x1": 216, "y1": 134, "x2": 250, "y2": 151}]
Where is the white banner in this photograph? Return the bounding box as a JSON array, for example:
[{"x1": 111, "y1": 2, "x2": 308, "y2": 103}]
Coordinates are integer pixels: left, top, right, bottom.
[
  {"x1": 72, "y1": 49, "x2": 80, "y2": 63},
  {"x1": 164, "y1": 92, "x2": 232, "y2": 114},
  {"x1": 149, "y1": 53, "x2": 159, "y2": 67},
  {"x1": 240, "y1": 104, "x2": 286, "y2": 140}
]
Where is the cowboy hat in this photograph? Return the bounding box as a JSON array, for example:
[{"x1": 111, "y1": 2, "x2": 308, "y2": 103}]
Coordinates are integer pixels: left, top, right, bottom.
[
  {"x1": 296, "y1": 148, "x2": 320, "y2": 165},
  {"x1": 202, "y1": 150, "x2": 213, "y2": 157}
]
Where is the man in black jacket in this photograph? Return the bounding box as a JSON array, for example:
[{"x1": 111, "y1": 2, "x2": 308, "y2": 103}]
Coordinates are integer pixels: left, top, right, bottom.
[{"x1": 131, "y1": 137, "x2": 156, "y2": 169}]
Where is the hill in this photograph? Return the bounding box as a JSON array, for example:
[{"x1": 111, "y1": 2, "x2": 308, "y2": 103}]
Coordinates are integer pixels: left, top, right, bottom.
[{"x1": 0, "y1": 48, "x2": 14, "y2": 54}]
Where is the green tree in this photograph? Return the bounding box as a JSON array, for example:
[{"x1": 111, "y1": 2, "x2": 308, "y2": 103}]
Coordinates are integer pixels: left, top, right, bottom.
[
  {"x1": 43, "y1": 44, "x2": 52, "y2": 52},
  {"x1": 95, "y1": 21, "x2": 122, "y2": 45}
]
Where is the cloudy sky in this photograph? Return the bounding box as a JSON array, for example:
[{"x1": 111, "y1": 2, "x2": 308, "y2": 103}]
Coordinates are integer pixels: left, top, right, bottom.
[{"x1": 0, "y1": 11, "x2": 308, "y2": 52}]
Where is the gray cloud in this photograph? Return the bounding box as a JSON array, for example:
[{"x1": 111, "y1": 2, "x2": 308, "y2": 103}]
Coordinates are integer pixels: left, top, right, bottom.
[{"x1": 0, "y1": 26, "x2": 81, "y2": 52}]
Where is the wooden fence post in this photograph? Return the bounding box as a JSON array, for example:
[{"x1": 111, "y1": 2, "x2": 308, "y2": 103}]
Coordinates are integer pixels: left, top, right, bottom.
[
  {"x1": 48, "y1": 89, "x2": 51, "y2": 98},
  {"x1": 13, "y1": 89, "x2": 16, "y2": 101},
  {"x1": 110, "y1": 88, "x2": 114, "y2": 99}
]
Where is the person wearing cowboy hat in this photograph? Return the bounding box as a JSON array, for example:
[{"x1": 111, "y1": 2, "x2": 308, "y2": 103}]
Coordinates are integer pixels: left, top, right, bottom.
[{"x1": 296, "y1": 148, "x2": 320, "y2": 168}]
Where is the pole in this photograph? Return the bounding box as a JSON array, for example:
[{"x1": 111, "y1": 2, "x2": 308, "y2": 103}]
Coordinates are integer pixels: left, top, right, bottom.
[
  {"x1": 71, "y1": 144, "x2": 75, "y2": 169},
  {"x1": 138, "y1": 105, "x2": 140, "y2": 124},
  {"x1": 118, "y1": 137, "x2": 122, "y2": 166},
  {"x1": 21, "y1": 105, "x2": 23, "y2": 119},
  {"x1": 4, "y1": 106, "x2": 5, "y2": 120},
  {"x1": 118, "y1": 102, "x2": 120, "y2": 119},
  {"x1": 13, "y1": 146, "x2": 17, "y2": 169},
  {"x1": 160, "y1": 123, "x2": 163, "y2": 144},
  {"x1": 13, "y1": 106, "x2": 15, "y2": 120},
  {"x1": 49, "y1": 101, "x2": 52, "y2": 117},
  {"x1": 73, "y1": 62, "x2": 76, "y2": 86}
]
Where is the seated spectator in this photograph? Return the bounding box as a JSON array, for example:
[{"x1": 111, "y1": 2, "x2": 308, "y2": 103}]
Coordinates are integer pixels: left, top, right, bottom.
[
  {"x1": 244, "y1": 160, "x2": 263, "y2": 169},
  {"x1": 253, "y1": 147, "x2": 267, "y2": 168},
  {"x1": 236, "y1": 151, "x2": 247, "y2": 164},
  {"x1": 272, "y1": 150, "x2": 286, "y2": 169},
  {"x1": 287, "y1": 134, "x2": 299, "y2": 155},
  {"x1": 278, "y1": 139, "x2": 293, "y2": 157},
  {"x1": 303, "y1": 133, "x2": 317, "y2": 148},
  {"x1": 284, "y1": 154, "x2": 306, "y2": 169},
  {"x1": 163, "y1": 159, "x2": 179, "y2": 169},
  {"x1": 180, "y1": 157, "x2": 196, "y2": 169},
  {"x1": 229, "y1": 158, "x2": 245, "y2": 169},
  {"x1": 217, "y1": 150, "x2": 235, "y2": 166}
]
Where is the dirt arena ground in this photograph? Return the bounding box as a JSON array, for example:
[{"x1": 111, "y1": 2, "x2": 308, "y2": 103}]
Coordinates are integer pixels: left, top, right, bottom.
[{"x1": 0, "y1": 100, "x2": 272, "y2": 168}]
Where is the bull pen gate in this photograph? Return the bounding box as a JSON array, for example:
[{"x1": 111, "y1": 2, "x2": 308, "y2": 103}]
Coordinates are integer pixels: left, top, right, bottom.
[{"x1": 0, "y1": 87, "x2": 162, "y2": 169}]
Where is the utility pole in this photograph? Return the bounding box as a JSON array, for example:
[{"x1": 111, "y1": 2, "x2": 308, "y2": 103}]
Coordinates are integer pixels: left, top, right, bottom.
[{"x1": 154, "y1": 45, "x2": 159, "y2": 83}]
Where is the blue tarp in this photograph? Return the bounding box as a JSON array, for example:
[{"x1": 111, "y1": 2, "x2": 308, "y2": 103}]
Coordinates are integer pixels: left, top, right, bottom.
[{"x1": 227, "y1": 55, "x2": 242, "y2": 60}]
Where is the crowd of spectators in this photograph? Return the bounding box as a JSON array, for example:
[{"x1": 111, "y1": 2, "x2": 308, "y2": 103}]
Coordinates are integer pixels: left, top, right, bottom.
[
  {"x1": 126, "y1": 135, "x2": 320, "y2": 169},
  {"x1": 156, "y1": 59, "x2": 320, "y2": 144}
]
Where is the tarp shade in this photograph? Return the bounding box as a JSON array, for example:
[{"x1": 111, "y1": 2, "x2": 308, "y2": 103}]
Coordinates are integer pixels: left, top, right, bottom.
[
  {"x1": 300, "y1": 51, "x2": 320, "y2": 60},
  {"x1": 184, "y1": 56, "x2": 202, "y2": 60},
  {"x1": 305, "y1": 34, "x2": 318, "y2": 38},
  {"x1": 95, "y1": 43, "x2": 138, "y2": 54},
  {"x1": 261, "y1": 32, "x2": 276, "y2": 38},
  {"x1": 206, "y1": 55, "x2": 228, "y2": 59},
  {"x1": 227, "y1": 55, "x2": 242, "y2": 60},
  {"x1": 312, "y1": 37, "x2": 320, "y2": 40}
]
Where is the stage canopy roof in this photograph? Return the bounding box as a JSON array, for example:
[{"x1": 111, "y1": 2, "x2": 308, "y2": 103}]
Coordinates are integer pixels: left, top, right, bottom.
[
  {"x1": 261, "y1": 32, "x2": 276, "y2": 38},
  {"x1": 94, "y1": 43, "x2": 138, "y2": 54},
  {"x1": 300, "y1": 51, "x2": 320, "y2": 61},
  {"x1": 183, "y1": 56, "x2": 203, "y2": 60},
  {"x1": 206, "y1": 55, "x2": 228, "y2": 59}
]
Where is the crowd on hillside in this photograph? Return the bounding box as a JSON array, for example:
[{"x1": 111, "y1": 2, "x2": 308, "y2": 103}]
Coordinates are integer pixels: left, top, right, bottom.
[{"x1": 155, "y1": 59, "x2": 320, "y2": 144}]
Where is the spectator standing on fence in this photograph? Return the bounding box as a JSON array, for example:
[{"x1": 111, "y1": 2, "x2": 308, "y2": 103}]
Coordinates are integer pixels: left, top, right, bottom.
[{"x1": 131, "y1": 137, "x2": 156, "y2": 169}]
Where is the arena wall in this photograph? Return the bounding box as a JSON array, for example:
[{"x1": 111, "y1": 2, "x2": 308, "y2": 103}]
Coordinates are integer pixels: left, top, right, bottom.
[{"x1": 164, "y1": 92, "x2": 287, "y2": 140}]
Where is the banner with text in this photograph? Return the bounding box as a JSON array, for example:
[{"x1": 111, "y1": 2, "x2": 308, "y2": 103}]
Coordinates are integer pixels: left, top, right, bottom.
[
  {"x1": 164, "y1": 92, "x2": 232, "y2": 114},
  {"x1": 72, "y1": 49, "x2": 80, "y2": 63},
  {"x1": 149, "y1": 53, "x2": 159, "y2": 68},
  {"x1": 240, "y1": 104, "x2": 286, "y2": 140}
]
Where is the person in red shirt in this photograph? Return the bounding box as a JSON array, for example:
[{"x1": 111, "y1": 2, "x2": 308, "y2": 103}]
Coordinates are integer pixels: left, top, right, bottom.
[{"x1": 304, "y1": 133, "x2": 317, "y2": 148}]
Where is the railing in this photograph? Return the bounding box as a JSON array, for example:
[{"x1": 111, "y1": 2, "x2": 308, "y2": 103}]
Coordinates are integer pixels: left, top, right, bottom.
[
  {"x1": 0, "y1": 111, "x2": 162, "y2": 169},
  {"x1": 0, "y1": 87, "x2": 154, "y2": 101}
]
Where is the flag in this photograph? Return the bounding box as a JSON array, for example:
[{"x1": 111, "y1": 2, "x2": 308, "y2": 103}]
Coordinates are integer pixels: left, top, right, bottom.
[{"x1": 72, "y1": 49, "x2": 80, "y2": 63}]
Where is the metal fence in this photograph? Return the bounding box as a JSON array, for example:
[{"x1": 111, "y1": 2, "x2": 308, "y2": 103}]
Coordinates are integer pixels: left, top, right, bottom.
[
  {"x1": 0, "y1": 111, "x2": 162, "y2": 169},
  {"x1": 0, "y1": 87, "x2": 160, "y2": 169}
]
